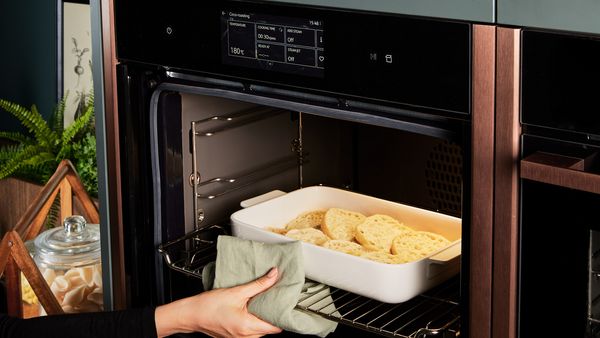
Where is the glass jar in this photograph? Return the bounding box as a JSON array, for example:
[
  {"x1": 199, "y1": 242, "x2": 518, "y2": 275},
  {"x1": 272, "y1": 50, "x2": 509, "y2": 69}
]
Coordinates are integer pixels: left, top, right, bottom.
[{"x1": 28, "y1": 215, "x2": 103, "y2": 314}]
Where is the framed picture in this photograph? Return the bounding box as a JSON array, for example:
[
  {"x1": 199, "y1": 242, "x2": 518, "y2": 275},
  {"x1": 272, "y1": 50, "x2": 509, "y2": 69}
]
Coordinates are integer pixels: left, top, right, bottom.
[{"x1": 58, "y1": 0, "x2": 93, "y2": 127}]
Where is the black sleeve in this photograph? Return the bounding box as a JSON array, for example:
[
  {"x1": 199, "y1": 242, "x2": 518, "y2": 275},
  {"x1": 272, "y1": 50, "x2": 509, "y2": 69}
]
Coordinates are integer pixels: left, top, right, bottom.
[{"x1": 0, "y1": 307, "x2": 157, "y2": 338}]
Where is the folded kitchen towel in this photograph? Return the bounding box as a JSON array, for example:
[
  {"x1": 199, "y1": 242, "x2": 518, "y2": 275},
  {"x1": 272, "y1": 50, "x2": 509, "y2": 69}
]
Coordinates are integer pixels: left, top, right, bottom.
[{"x1": 201, "y1": 235, "x2": 338, "y2": 337}]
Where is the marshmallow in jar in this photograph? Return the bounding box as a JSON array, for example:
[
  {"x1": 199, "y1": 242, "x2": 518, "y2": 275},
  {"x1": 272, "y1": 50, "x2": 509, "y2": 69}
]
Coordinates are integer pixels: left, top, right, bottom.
[{"x1": 29, "y1": 215, "x2": 103, "y2": 314}]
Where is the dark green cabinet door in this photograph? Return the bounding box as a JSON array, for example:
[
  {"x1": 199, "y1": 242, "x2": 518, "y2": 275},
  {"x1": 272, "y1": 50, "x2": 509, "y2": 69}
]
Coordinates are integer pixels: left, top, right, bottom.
[
  {"x1": 263, "y1": 0, "x2": 494, "y2": 23},
  {"x1": 499, "y1": 0, "x2": 600, "y2": 34}
]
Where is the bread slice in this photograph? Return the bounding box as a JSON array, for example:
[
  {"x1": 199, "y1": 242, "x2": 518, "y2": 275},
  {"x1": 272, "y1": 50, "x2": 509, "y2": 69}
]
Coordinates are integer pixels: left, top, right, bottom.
[
  {"x1": 391, "y1": 231, "x2": 451, "y2": 257},
  {"x1": 354, "y1": 214, "x2": 414, "y2": 252},
  {"x1": 360, "y1": 251, "x2": 405, "y2": 264},
  {"x1": 392, "y1": 248, "x2": 426, "y2": 263},
  {"x1": 322, "y1": 240, "x2": 367, "y2": 256},
  {"x1": 267, "y1": 227, "x2": 288, "y2": 235},
  {"x1": 286, "y1": 228, "x2": 329, "y2": 246},
  {"x1": 321, "y1": 208, "x2": 366, "y2": 241},
  {"x1": 285, "y1": 210, "x2": 326, "y2": 230},
  {"x1": 360, "y1": 248, "x2": 425, "y2": 264}
]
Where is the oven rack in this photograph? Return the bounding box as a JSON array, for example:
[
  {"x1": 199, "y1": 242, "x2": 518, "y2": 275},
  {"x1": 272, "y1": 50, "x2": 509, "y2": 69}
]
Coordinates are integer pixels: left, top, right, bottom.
[
  {"x1": 588, "y1": 318, "x2": 600, "y2": 337},
  {"x1": 590, "y1": 268, "x2": 600, "y2": 326},
  {"x1": 158, "y1": 226, "x2": 461, "y2": 338},
  {"x1": 193, "y1": 155, "x2": 300, "y2": 200},
  {"x1": 189, "y1": 105, "x2": 304, "y2": 230}
]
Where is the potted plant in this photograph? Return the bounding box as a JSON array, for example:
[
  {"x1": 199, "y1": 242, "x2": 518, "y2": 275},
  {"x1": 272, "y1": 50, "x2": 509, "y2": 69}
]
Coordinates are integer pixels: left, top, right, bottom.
[{"x1": 0, "y1": 94, "x2": 98, "y2": 231}]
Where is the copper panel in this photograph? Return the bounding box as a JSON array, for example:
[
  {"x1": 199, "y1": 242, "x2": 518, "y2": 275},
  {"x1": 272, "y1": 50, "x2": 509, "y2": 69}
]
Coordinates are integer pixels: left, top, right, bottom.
[
  {"x1": 521, "y1": 152, "x2": 600, "y2": 195},
  {"x1": 100, "y1": 0, "x2": 126, "y2": 310},
  {"x1": 471, "y1": 24, "x2": 496, "y2": 338},
  {"x1": 524, "y1": 151, "x2": 585, "y2": 169},
  {"x1": 493, "y1": 27, "x2": 521, "y2": 338}
]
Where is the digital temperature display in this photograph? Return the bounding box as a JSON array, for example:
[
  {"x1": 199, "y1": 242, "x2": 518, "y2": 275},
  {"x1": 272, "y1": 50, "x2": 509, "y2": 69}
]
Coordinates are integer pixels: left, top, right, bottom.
[{"x1": 221, "y1": 10, "x2": 324, "y2": 77}]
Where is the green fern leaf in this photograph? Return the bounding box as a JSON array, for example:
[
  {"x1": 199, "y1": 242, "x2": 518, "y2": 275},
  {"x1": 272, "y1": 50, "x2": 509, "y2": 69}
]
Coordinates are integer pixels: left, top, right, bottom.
[
  {"x1": 14, "y1": 153, "x2": 56, "y2": 184},
  {"x1": 1, "y1": 93, "x2": 98, "y2": 195},
  {"x1": 62, "y1": 102, "x2": 93, "y2": 147},
  {"x1": 82, "y1": 92, "x2": 95, "y2": 134},
  {"x1": 50, "y1": 94, "x2": 67, "y2": 134},
  {"x1": 0, "y1": 143, "x2": 24, "y2": 161},
  {"x1": 23, "y1": 152, "x2": 56, "y2": 167},
  {"x1": 0, "y1": 145, "x2": 41, "y2": 180},
  {"x1": 16, "y1": 163, "x2": 54, "y2": 184},
  {"x1": 0, "y1": 100, "x2": 55, "y2": 147},
  {"x1": 30, "y1": 105, "x2": 59, "y2": 147},
  {"x1": 56, "y1": 144, "x2": 73, "y2": 160},
  {"x1": 0, "y1": 131, "x2": 33, "y2": 144}
]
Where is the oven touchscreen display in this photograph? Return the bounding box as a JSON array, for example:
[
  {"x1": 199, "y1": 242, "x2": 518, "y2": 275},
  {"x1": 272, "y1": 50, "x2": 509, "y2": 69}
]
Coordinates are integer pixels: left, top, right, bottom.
[{"x1": 221, "y1": 10, "x2": 324, "y2": 78}]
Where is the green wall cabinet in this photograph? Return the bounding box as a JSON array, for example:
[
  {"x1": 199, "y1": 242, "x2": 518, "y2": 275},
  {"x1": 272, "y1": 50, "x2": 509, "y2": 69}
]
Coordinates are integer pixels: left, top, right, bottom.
[
  {"x1": 0, "y1": 1, "x2": 58, "y2": 132},
  {"x1": 499, "y1": 0, "x2": 600, "y2": 35},
  {"x1": 263, "y1": 0, "x2": 495, "y2": 23}
]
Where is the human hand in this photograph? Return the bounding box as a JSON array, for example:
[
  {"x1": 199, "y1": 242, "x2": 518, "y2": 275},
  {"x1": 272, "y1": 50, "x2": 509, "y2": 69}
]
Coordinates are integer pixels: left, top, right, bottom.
[{"x1": 155, "y1": 267, "x2": 282, "y2": 338}]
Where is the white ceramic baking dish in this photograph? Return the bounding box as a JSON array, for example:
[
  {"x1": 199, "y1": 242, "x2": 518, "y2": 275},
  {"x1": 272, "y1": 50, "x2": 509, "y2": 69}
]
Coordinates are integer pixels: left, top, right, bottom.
[{"x1": 230, "y1": 186, "x2": 461, "y2": 303}]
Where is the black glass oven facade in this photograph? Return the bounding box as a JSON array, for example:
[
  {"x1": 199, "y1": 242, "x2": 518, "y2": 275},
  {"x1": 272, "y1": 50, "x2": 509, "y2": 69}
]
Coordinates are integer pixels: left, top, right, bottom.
[
  {"x1": 114, "y1": 1, "x2": 474, "y2": 337},
  {"x1": 520, "y1": 30, "x2": 600, "y2": 338}
]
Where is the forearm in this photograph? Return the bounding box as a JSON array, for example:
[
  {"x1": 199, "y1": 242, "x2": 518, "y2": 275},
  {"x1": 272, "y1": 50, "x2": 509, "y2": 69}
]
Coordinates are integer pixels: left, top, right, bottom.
[
  {"x1": 155, "y1": 298, "x2": 195, "y2": 338},
  {"x1": 0, "y1": 308, "x2": 157, "y2": 338},
  {"x1": 156, "y1": 267, "x2": 282, "y2": 338}
]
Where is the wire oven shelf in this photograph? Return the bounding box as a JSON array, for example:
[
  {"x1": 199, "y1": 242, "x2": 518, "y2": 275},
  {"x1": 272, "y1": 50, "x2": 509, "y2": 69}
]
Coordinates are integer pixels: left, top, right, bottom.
[
  {"x1": 158, "y1": 226, "x2": 461, "y2": 338},
  {"x1": 588, "y1": 317, "x2": 600, "y2": 337}
]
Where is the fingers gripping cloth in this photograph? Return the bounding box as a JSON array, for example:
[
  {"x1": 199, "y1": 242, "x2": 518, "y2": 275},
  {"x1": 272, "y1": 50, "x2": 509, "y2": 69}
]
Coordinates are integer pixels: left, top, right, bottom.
[{"x1": 202, "y1": 235, "x2": 338, "y2": 337}]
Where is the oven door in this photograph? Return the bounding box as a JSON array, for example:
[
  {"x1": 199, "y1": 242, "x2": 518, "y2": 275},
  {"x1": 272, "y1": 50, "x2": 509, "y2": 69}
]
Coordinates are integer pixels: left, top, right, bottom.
[
  {"x1": 519, "y1": 29, "x2": 600, "y2": 337},
  {"x1": 520, "y1": 135, "x2": 600, "y2": 337},
  {"x1": 116, "y1": 63, "x2": 470, "y2": 338}
]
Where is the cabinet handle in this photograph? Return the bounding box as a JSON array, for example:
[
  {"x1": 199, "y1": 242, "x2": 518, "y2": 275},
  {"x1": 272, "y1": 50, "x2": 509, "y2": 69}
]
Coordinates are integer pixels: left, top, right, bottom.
[{"x1": 521, "y1": 151, "x2": 600, "y2": 194}]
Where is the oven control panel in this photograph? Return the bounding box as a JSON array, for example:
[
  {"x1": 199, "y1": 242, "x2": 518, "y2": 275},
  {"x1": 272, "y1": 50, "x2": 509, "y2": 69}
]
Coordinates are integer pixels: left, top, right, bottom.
[
  {"x1": 221, "y1": 11, "x2": 324, "y2": 78},
  {"x1": 115, "y1": 1, "x2": 471, "y2": 115}
]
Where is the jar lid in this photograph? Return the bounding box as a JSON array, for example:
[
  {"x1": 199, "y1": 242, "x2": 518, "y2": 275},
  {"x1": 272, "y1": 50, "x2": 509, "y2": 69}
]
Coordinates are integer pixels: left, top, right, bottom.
[{"x1": 33, "y1": 215, "x2": 101, "y2": 269}]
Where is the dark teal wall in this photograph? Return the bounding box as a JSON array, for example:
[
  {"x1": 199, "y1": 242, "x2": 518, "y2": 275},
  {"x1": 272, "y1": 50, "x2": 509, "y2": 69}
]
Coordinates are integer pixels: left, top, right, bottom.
[{"x1": 0, "y1": 1, "x2": 58, "y2": 132}]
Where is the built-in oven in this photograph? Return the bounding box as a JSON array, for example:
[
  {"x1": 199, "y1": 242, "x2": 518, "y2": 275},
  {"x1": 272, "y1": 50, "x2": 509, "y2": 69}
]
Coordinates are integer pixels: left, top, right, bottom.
[
  {"x1": 112, "y1": 1, "x2": 496, "y2": 337},
  {"x1": 519, "y1": 30, "x2": 600, "y2": 338}
]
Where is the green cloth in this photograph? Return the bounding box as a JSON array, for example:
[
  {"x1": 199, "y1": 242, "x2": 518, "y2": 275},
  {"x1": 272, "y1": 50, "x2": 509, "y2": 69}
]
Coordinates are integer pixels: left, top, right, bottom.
[{"x1": 202, "y1": 235, "x2": 338, "y2": 337}]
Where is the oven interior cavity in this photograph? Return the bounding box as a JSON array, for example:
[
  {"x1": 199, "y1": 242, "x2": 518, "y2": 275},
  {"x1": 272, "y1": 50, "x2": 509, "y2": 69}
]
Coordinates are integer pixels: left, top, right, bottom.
[{"x1": 155, "y1": 91, "x2": 465, "y2": 338}]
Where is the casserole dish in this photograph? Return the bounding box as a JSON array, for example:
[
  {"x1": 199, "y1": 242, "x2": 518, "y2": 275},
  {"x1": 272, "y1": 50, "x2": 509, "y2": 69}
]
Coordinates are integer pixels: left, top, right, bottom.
[{"x1": 231, "y1": 186, "x2": 461, "y2": 303}]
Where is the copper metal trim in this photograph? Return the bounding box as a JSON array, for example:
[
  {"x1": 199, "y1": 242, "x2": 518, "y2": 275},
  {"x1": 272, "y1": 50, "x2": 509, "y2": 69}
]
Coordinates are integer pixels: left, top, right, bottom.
[
  {"x1": 493, "y1": 27, "x2": 521, "y2": 338},
  {"x1": 470, "y1": 24, "x2": 496, "y2": 338}
]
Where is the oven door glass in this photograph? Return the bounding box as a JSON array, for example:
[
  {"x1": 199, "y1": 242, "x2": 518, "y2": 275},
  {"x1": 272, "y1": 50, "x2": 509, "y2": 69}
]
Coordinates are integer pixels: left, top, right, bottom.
[{"x1": 520, "y1": 135, "x2": 600, "y2": 337}]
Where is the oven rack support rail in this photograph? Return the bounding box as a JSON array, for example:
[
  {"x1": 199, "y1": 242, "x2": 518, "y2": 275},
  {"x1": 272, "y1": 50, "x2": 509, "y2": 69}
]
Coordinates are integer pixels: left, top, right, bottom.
[
  {"x1": 158, "y1": 226, "x2": 461, "y2": 338},
  {"x1": 588, "y1": 317, "x2": 600, "y2": 337},
  {"x1": 589, "y1": 269, "x2": 600, "y2": 336},
  {"x1": 189, "y1": 106, "x2": 304, "y2": 230}
]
